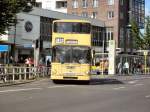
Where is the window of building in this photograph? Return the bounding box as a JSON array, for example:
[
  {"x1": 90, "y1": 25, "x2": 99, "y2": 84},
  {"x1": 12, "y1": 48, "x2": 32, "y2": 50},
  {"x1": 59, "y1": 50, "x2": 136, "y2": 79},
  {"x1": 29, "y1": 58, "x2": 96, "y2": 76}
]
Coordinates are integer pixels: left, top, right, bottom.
[
  {"x1": 81, "y1": 12, "x2": 88, "y2": 17},
  {"x1": 91, "y1": 12, "x2": 98, "y2": 19},
  {"x1": 72, "y1": 0, "x2": 78, "y2": 8},
  {"x1": 106, "y1": 27, "x2": 113, "y2": 44},
  {"x1": 120, "y1": 12, "x2": 124, "y2": 19},
  {"x1": 120, "y1": 0, "x2": 124, "y2": 6},
  {"x1": 92, "y1": 0, "x2": 99, "y2": 8},
  {"x1": 91, "y1": 26, "x2": 103, "y2": 47},
  {"x1": 72, "y1": 12, "x2": 78, "y2": 15},
  {"x1": 56, "y1": 1, "x2": 67, "y2": 9},
  {"x1": 107, "y1": 0, "x2": 114, "y2": 5},
  {"x1": 119, "y1": 27, "x2": 124, "y2": 48},
  {"x1": 108, "y1": 11, "x2": 114, "y2": 19},
  {"x1": 35, "y1": 2, "x2": 42, "y2": 8},
  {"x1": 82, "y1": 0, "x2": 88, "y2": 8}
]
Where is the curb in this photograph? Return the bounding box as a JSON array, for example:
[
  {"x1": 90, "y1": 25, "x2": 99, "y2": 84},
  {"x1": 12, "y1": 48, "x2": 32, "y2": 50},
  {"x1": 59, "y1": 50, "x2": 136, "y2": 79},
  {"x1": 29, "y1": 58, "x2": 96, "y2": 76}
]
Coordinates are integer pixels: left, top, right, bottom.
[
  {"x1": 0, "y1": 80, "x2": 35, "y2": 87},
  {"x1": 91, "y1": 75, "x2": 150, "y2": 81}
]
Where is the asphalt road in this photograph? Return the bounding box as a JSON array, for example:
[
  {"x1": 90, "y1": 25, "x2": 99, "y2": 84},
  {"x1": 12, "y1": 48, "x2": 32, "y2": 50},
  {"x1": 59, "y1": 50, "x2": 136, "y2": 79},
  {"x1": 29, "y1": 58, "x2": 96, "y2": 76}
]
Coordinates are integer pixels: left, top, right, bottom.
[{"x1": 0, "y1": 78, "x2": 150, "y2": 112}]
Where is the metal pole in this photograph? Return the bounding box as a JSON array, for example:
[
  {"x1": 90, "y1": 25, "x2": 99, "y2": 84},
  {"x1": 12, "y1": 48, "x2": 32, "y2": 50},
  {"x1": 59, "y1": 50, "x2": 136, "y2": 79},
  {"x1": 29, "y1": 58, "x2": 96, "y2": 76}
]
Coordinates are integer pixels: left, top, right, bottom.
[
  {"x1": 102, "y1": 39, "x2": 105, "y2": 76},
  {"x1": 13, "y1": 16, "x2": 17, "y2": 60},
  {"x1": 144, "y1": 55, "x2": 147, "y2": 74}
]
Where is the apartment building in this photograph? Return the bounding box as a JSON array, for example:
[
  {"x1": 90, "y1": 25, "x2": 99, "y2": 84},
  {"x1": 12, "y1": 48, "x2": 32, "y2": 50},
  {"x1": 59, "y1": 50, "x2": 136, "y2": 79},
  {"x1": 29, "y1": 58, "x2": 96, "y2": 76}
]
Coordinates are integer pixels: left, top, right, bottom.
[
  {"x1": 67, "y1": 0, "x2": 145, "y2": 51},
  {"x1": 36, "y1": 0, "x2": 67, "y2": 13}
]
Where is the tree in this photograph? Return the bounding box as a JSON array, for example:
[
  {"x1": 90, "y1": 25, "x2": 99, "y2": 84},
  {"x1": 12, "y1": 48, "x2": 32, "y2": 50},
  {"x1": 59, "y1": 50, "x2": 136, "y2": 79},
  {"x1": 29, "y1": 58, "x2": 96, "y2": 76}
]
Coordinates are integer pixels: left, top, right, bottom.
[
  {"x1": 0, "y1": 0, "x2": 35, "y2": 35},
  {"x1": 130, "y1": 19, "x2": 144, "y2": 49},
  {"x1": 144, "y1": 16, "x2": 150, "y2": 49},
  {"x1": 130, "y1": 16, "x2": 150, "y2": 50}
]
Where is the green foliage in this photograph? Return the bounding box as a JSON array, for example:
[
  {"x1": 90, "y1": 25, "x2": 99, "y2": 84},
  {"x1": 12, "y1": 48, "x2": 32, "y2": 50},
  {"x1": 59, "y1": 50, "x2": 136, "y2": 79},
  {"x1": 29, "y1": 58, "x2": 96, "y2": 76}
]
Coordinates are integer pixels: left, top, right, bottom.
[
  {"x1": 130, "y1": 19, "x2": 144, "y2": 49},
  {"x1": 130, "y1": 16, "x2": 150, "y2": 50},
  {"x1": 0, "y1": 0, "x2": 35, "y2": 35},
  {"x1": 144, "y1": 16, "x2": 150, "y2": 49}
]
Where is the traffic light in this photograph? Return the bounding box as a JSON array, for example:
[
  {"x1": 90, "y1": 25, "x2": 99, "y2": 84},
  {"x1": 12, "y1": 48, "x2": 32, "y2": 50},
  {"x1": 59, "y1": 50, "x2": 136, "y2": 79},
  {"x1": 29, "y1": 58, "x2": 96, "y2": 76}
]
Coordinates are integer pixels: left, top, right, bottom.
[
  {"x1": 35, "y1": 38, "x2": 43, "y2": 50},
  {"x1": 40, "y1": 40, "x2": 43, "y2": 51},
  {"x1": 35, "y1": 39, "x2": 39, "y2": 48}
]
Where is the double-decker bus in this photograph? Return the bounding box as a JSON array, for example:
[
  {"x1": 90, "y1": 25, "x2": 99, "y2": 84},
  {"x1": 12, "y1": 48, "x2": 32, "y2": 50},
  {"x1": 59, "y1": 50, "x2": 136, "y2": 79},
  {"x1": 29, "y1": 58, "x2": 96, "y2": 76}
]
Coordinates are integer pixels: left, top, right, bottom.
[{"x1": 51, "y1": 19, "x2": 92, "y2": 83}]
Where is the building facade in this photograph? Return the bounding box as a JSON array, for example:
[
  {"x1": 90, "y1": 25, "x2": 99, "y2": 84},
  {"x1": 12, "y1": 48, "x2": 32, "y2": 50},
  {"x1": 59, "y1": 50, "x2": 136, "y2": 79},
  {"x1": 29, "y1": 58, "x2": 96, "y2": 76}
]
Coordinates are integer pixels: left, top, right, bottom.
[
  {"x1": 35, "y1": 0, "x2": 67, "y2": 13},
  {"x1": 67, "y1": 0, "x2": 145, "y2": 52},
  {"x1": 0, "y1": 8, "x2": 105, "y2": 64}
]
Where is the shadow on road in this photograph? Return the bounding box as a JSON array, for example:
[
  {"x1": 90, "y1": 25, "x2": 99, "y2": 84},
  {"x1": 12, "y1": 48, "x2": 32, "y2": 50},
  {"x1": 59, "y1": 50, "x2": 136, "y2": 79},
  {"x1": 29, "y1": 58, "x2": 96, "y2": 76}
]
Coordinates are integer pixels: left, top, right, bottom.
[
  {"x1": 90, "y1": 79, "x2": 124, "y2": 85},
  {"x1": 51, "y1": 79, "x2": 124, "y2": 85}
]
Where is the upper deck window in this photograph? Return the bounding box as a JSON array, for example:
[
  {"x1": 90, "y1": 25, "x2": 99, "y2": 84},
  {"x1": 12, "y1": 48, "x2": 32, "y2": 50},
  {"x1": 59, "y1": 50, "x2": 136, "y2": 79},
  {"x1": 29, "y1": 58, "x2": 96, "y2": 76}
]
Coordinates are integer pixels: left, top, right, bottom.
[{"x1": 54, "y1": 22, "x2": 91, "y2": 34}]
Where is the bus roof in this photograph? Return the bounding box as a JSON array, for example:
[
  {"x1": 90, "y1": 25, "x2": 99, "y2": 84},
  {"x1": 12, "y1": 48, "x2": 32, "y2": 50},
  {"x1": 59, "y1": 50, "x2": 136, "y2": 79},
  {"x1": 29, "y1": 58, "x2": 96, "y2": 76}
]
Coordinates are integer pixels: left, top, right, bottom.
[{"x1": 53, "y1": 19, "x2": 90, "y2": 23}]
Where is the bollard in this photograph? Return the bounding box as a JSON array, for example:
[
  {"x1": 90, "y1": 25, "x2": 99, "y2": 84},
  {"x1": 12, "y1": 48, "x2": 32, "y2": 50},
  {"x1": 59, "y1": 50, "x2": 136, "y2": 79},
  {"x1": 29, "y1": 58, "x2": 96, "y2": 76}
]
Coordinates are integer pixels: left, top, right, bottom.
[
  {"x1": 19, "y1": 67, "x2": 22, "y2": 80},
  {"x1": 24, "y1": 67, "x2": 27, "y2": 80},
  {"x1": 12, "y1": 68, "x2": 15, "y2": 81},
  {"x1": 4, "y1": 68, "x2": 7, "y2": 82},
  {"x1": 28, "y1": 67, "x2": 31, "y2": 79},
  {"x1": 42, "y1": 67, "x2": 44, "y2": 77}
]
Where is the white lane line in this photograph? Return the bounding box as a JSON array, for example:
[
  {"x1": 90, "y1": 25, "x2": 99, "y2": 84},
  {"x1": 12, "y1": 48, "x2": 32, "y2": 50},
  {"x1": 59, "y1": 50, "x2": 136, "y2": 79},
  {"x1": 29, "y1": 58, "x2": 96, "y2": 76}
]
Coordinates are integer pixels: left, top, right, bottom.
[
  {"x1": 133, "y1": 84, "x2": 144, "y2": 86},
  {"x1": 128, "y1": 80, "x2": 138, "y2": 84},
  {"x1": 0, "y1": 88, "x2": 42, "y2": 93},
  {"x1": 145, "y1": 95, "x2": 150, "y2": 98},
  {"x1": 47, "y1": 85, "x2": 76, "y2": 89},
  {"x1": 113, "y1": 86, "x2": 126, "y2": 90}
]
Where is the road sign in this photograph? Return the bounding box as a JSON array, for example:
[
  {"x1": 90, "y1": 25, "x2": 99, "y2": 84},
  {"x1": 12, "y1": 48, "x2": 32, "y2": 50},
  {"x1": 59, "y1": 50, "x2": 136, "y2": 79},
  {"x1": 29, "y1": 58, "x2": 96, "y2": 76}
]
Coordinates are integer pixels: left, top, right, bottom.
[{"x1": 0, "y1": 45, "x2": 9, "y2": 52}]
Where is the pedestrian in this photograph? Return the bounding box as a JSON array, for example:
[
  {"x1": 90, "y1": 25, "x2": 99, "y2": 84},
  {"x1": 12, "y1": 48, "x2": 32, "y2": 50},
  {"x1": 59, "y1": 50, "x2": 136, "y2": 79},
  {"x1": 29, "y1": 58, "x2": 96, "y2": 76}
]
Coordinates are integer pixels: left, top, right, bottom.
[
  {"x1": 25, "y1": 58, "x2": 29, "y2": 66},
  {"x1": 137, "y1": 62, "x2": 142, "y2": 74},
  {"x1": 123, "y1": 61, "x2": 129, "y2": 75},
  {"x1": 132, "y1": 62, "x2": 137, "y2": 74},
  {"x1": 117, "y1": 62, "x2": 122, "y2": 74},
  {"x1": 47, "y1": 59, "x2": 51, "y2": 67},
  {"x1": 104, "y1": 60, "x2": 108, "y2": 74},
  {"x1": 9, "y1": 56, "x2": 15, "y2": 65},
  {"x1": 46, "y1": 59, "x2": 51, "y2": 76}
]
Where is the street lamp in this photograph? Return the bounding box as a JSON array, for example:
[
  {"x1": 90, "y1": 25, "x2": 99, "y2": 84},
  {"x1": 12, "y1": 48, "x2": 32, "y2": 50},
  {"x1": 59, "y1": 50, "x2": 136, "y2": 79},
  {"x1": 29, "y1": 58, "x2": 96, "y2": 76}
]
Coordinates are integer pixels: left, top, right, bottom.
[{"x1": 126, "y1": 24, "x2": 132, "y2": 54}]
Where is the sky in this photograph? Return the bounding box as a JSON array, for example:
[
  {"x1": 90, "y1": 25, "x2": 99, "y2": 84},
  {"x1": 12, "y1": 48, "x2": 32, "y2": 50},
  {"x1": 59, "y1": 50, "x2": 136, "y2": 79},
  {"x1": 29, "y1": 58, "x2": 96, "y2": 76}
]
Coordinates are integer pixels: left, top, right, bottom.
[{"x1": 145, "y1": 0, "x2": 150, "y2": 16}]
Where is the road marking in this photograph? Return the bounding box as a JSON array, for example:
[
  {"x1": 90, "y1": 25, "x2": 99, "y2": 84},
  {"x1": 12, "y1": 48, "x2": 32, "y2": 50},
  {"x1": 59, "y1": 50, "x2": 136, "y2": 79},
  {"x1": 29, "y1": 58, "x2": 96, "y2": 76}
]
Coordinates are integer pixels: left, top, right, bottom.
[
  {"x1": 0, "y1": 88, "x2": 42, "y2": 93},
  {"x1": 113, "y1": 86, "x2": 126, "y2": 90},
  {"x1": 47, "y1": 85, "x2": 76, "y2": 89},
  {"x1": 128, "y1": 80, "x2": 138, "y2": 84},
  {"x1": 145, "y1": 95, "x2": 150, "y2": 98},
  {"x1": 0, "y1": 85, "x2": 76, "y2": 94},
  {"x1": 133, "y1": 84, "x2": 144, "y2": 86}
]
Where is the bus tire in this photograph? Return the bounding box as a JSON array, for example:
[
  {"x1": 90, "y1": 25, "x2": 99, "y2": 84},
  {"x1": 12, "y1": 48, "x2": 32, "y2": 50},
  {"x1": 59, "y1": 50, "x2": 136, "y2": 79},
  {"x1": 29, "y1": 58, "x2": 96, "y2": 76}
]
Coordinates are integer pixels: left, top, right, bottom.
[{"x1": 52, "y1": 80, "x2": 60, "y2": 84}]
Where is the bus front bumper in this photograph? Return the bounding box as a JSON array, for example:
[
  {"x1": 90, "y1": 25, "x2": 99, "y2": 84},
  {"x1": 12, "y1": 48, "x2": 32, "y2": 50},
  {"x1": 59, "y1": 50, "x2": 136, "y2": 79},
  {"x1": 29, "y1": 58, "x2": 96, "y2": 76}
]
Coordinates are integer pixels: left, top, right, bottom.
[{"x1": 51, "y1": 75, "x2": 90, "y2": 81}]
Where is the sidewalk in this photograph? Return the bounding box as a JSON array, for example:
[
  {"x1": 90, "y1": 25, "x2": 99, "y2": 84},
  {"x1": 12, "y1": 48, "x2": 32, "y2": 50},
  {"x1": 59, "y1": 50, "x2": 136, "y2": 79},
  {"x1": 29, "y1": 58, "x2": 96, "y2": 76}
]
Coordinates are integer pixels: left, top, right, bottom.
[
  {"x1": 91, "y1": 74, "x2": 150, "y2": 81},
  {"x1": 0, "y1": 80, "x2": 35, "y2": 87}
]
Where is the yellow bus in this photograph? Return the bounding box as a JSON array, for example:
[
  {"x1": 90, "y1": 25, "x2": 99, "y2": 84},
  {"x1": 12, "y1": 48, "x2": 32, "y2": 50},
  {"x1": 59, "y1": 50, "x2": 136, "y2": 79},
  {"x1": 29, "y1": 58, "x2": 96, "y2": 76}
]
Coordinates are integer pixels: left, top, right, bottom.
[{"x1": 51, "y1": 19, "x2": 92, "y2": 83}]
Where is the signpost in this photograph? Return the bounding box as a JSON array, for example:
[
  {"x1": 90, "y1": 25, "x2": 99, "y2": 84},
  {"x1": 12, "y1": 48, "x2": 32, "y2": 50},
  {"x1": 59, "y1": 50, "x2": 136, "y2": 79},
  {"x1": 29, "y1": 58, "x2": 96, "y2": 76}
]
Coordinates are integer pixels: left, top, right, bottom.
[
  {"x1": 108, "y1": 40, "x2": 116, "y2": 75},
  {"x1": 144, "y1": 50, "x2": 148, "y2": 74},
  {"x1": 0, "y1": 45, "x2": 9, "y2": 52}
]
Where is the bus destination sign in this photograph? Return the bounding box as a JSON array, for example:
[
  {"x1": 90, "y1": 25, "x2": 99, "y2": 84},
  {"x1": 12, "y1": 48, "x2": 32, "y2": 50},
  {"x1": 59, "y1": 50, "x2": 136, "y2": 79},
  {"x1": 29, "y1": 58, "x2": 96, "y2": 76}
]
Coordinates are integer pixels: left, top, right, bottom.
[{"x1": 66, "y1": 39, "x2": 78, "y2": 44}]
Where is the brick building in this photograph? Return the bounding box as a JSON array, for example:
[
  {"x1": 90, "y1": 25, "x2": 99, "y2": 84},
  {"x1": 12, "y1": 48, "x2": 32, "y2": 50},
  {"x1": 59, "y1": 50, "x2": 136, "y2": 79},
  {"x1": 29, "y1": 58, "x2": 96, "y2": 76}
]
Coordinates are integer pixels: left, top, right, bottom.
[{"x1": 67, "y1": 0, "x2": 145, "y2": 52}]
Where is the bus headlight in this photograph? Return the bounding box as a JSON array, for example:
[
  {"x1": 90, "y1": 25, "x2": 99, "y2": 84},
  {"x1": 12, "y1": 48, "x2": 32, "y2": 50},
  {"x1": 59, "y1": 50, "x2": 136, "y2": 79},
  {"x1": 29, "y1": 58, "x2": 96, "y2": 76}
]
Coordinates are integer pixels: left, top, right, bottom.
[
  {"x1": 52, "y1": 70, "x2": 57, "y2": 75},
  {"x1": 85, "y1": 71, "x2": 90, "y2": 75},
  {"x1": 55, "y1": 38, "x2": 64, "y2": 44}
]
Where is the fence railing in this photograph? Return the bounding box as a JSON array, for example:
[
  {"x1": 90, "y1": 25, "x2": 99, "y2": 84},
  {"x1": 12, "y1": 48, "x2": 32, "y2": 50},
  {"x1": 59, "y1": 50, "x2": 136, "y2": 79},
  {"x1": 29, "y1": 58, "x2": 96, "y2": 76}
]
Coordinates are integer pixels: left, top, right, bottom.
[{"x1": 0, "y1": 66, "x2": 51, "y2": 83}]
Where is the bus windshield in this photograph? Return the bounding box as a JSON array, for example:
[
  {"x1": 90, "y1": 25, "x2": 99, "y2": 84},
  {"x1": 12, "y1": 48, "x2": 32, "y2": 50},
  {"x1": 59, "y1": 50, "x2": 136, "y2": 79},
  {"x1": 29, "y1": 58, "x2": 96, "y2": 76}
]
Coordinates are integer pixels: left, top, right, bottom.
[
  {"x1": 54, "y1": 22, "x2": 91, "y2": 34},
  {"x1": 52, "y1": 46, "x2": 91, "y2": 64}
]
